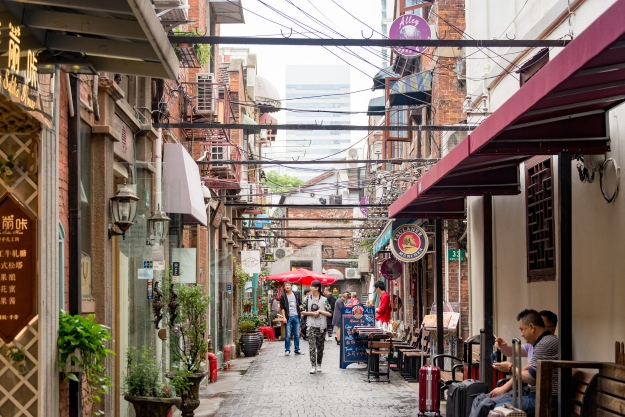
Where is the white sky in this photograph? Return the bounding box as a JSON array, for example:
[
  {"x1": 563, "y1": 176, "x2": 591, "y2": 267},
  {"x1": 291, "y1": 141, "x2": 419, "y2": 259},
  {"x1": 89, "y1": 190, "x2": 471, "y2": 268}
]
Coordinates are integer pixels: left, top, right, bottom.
[{"x1": 220, "y1": 0, "x2": 386, "y2": 168}]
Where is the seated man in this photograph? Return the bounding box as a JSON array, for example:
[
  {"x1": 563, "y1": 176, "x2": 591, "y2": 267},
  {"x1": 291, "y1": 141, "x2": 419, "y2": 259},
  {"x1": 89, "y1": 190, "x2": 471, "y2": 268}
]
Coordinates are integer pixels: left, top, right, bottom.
[
  {"x1": 470, "y1": 309, "x2": 559, "y2": 417},
  {"x1": 490, "y1": 310, "x2": 558, "y2": 397}
]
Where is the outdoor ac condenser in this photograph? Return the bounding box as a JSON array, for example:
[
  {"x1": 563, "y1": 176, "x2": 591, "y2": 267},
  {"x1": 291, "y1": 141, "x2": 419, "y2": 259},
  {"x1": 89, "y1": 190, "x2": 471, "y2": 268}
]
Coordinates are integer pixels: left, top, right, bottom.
[
  {"x1": 196, "y1": 73, "x2": 217, "y2": 115},
  {"x1": 345, "y1": 268, "x2": 361, "y2": 279}
]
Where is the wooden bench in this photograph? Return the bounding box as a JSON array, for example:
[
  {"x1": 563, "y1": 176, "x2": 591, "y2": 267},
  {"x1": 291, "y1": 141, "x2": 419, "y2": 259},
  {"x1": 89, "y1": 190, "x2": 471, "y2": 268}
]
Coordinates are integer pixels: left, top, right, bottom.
[
  {"x1": 536, "y1": 360, "x2": 625, "y2": 417},
  {"x1": 365, "y1": 337, "x2": 392, "y2": 383}
]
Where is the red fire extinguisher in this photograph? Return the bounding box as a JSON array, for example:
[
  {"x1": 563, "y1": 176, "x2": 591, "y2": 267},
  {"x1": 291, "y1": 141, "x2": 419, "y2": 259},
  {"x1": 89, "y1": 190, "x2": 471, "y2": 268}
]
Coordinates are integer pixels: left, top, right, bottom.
[{"x1": 207, "y1": 352, "x2": 218, "y2": 382}]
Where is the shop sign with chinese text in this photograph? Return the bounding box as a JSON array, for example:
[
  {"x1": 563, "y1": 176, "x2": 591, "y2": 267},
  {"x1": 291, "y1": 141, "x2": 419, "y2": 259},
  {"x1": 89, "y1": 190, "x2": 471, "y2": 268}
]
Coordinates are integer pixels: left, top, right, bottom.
[
  {"x1": 0, "y1": 22, "x2": 38, "y2": 109},
  {"x1": 0, "y1": 193, "x2": 37, "y2": 343}
]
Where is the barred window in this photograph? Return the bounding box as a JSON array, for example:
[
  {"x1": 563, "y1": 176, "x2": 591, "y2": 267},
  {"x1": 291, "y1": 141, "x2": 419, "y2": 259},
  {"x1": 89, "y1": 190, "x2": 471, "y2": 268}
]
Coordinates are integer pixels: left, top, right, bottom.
[{"x1": 525, "y1": 157, "x2": 556, "y2": 282}]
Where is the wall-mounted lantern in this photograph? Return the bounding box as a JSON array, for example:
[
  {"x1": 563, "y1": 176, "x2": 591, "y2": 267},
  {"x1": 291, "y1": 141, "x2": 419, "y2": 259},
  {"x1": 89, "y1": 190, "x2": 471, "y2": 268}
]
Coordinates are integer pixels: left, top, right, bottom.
[
  {"x1": 108, "y1": 184, "x2": 139, "y2": 239},
  {"x1": 147, "y1": 204, "x2": 170, "y2": 246}
]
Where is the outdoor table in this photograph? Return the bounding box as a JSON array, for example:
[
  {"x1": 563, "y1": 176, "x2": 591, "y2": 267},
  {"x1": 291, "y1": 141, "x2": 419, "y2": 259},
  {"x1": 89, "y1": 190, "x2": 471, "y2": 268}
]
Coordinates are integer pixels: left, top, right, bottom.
[
  {"x1": 353, "y1": 327, "x2": 395, "y2": 382},
  {"x1": 272, "y1": 318, "x2": 286, "y2": 341}
]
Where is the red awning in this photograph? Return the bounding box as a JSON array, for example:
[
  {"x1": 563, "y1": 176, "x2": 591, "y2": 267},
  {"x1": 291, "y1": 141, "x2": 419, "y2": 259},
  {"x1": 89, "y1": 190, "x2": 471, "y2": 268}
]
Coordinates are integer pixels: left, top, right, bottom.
[{"x1": 390, "y1": 0, "x2": 625, "y2": 219}]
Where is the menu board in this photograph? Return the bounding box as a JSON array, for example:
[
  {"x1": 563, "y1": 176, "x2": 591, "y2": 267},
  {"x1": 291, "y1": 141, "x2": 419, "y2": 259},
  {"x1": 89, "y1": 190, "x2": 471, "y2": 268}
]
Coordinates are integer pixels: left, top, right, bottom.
[{"x1": 340, "y1": 306, "x2": 375, "y2": 369}]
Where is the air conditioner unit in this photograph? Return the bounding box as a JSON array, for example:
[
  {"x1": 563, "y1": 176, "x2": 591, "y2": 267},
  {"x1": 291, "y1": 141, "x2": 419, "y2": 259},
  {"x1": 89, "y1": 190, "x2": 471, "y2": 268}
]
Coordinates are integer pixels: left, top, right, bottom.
[
  {"x1": 329, "y1": 195, "x2": 342, "y2": 205},
  {"x1": 442, "y1": 131, "x2": 468, "y2": 157},
  {"x1": 196, "y1": 73, "x2": 217, "y2": 115},
  {"x1": 345, "y1": 268, "x2": 361, "y2": 279},
  {"x1": 275, "y1": 247, "x2": 294, "y2": 259}
]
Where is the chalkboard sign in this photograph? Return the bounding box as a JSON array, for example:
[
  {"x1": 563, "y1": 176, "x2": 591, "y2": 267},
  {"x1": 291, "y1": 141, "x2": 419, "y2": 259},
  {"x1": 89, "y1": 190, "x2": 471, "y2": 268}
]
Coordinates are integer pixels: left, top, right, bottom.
[{"x1": 340, "y1": 306, "x2": 375, "y2": 369}]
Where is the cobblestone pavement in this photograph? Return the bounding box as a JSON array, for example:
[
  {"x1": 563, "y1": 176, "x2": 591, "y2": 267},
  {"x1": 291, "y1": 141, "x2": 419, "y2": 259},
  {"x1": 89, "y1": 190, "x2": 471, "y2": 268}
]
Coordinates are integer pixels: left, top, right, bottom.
[{"x1": 215, "y1": 338, "x2": 423, "y2": 417}]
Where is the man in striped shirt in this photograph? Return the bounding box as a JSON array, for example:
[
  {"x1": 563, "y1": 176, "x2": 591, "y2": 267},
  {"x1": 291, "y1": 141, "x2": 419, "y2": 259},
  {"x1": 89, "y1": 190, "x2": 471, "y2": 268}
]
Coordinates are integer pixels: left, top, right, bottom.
[{"x1": 498, "y1": 309, "x2": 559, "y2": 414}]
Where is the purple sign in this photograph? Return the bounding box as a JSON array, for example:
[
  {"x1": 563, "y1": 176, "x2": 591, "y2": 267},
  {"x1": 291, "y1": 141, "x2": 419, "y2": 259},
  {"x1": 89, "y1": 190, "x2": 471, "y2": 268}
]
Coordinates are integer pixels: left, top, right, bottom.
[{"x1": 389, "y1": 14, "x2": 431, "y2": 56}]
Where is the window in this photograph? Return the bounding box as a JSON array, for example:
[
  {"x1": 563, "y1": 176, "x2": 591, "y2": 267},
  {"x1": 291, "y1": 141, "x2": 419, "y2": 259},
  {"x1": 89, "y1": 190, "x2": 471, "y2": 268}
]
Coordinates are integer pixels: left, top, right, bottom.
[
  {"x1": 211, "y1": 146, "x2": 225, "y2": 160},
  {"x1": 517, "y1": 48, "x2": 550, "y2": 87},
  {"x1": 525, "y1": 157, "x2": 556, "y2": 282}
]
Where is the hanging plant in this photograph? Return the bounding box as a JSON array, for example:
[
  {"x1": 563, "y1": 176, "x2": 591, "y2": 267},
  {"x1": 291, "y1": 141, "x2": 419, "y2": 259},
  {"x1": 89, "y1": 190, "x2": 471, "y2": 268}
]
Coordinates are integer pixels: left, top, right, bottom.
[{"x1": 57, "y1": 311, "x2": 115, "y2": 415}]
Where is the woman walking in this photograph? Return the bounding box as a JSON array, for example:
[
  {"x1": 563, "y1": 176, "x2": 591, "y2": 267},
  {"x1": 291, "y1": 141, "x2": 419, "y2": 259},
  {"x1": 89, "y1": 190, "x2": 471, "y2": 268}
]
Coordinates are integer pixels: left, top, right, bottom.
[{"x1": 301, "y1": 280, "x2": 332, "y2": 374}]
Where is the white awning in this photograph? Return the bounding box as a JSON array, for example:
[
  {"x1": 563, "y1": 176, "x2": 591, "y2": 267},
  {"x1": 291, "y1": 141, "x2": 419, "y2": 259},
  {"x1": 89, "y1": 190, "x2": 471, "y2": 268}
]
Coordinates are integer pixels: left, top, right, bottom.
[{"x1": 162, "y1": 144, "x2": 207, "y2": 226}]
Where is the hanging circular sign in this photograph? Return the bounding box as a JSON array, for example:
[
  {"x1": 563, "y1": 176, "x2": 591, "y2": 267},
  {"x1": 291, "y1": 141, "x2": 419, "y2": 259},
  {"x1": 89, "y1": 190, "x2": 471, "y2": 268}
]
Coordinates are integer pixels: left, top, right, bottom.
[
  {"x1": 390, "y1": 224, "x2": 429, "y2": 262},
  {"x1": 380, "y1": 259, "x2": 403, "y2": 280},
  {"x1": 389, "y1": 14, "x2": 431, "y2": 56}
]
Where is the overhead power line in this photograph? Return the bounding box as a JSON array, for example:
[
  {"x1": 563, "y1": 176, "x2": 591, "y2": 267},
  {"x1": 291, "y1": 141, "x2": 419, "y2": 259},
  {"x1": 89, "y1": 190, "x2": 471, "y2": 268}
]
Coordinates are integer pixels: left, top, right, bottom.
[
  {"x1": 242, "y1": 226, "x2": 380, "y2": 230},
  {"x1": 231, "y1": 217, "x2": 389, "y2": 221},
  {"x1": 225, "y1": 203, "x2": 387, "y2": 208},
  {"x1": 168, "y1": 36, "x2": 570, "y2": 48},
  {"x1": 199, "y1": 158, "x2": 436, "y2": 165},
  {"x1": 153, "y1": 123, "x2": 476, "y2": 132}
]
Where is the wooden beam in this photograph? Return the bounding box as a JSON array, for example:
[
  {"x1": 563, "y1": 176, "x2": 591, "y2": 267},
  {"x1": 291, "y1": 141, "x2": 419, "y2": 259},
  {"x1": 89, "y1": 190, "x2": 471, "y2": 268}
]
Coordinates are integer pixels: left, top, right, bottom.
[
  {"x1": 46, "y1": 33, "x2": 158, "y2": 61},
  {"x1": 22, "y1": 9, "x2": 146, "y2": 40},
  {"x1": 7, "y1": 0, "x2": 133, "y2": 15}
]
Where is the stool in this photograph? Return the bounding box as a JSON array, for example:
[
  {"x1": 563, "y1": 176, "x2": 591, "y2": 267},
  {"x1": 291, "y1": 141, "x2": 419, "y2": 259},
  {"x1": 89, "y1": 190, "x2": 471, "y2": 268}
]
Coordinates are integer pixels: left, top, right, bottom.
[{"x1": 258, "y1": 326, "x2": 276, "y2": 341}]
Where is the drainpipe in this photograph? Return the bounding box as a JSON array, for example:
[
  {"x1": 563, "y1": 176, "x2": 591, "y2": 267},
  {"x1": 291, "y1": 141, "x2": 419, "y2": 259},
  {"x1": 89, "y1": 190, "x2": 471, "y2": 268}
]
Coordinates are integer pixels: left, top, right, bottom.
[
  {"x1": 444, "y1": 224, "x2": 449, "y2": 302},
  {"x1": 93, "y1": 75, "x2": 100, "y2": 121},
  {"x1": 68, "y1": 73, "x2": 82, "y2": 417},
  {"x1": 155, "y1": 129, "x2": 163, "y2": 371}
]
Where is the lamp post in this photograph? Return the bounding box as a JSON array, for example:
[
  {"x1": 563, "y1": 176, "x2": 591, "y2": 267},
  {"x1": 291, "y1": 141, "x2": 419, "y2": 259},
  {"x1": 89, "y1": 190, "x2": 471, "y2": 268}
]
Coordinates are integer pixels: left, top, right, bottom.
[{"x1": 108, "y1": 184, "x2": 140, "y2": 239}]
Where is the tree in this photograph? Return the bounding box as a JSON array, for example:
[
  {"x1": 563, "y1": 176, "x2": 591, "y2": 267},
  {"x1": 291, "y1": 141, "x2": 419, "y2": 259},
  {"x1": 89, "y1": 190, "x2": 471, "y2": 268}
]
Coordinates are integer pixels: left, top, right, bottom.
[{"x1": 262, "y1": 171, "x2": 304, "y2": 194}]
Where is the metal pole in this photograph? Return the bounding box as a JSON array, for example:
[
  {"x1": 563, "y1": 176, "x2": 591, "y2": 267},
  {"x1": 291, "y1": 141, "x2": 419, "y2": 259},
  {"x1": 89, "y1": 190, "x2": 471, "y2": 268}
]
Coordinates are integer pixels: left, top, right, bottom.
[
  {"x1": 559, "y1": 153, "x2": 573, "y2": 417},
  {"x1": 68, "y1": 74, "x2": 82, "y2": 417},
  {"x1": 435, "y1": 219, "x2": 444, "y2": 356},
  {"x1": 198, "y1": 157, "x2": 438, "y2": 165},
  {"x1": 153, "y1": 122, "x2": 476, "y2": 132},
  {"x1": 168, "y1": 36, "x2": 571, "y2": 48},
  {"x1": 481, "y1": 195, "x2": 494, "y2": 389}
]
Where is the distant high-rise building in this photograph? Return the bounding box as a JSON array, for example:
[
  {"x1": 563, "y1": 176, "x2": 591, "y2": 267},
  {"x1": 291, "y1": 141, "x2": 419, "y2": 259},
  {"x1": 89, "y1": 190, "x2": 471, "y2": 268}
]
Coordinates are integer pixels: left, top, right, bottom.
[{"x1": 271, "y1": 65, "x2": 351, "y2": 181}]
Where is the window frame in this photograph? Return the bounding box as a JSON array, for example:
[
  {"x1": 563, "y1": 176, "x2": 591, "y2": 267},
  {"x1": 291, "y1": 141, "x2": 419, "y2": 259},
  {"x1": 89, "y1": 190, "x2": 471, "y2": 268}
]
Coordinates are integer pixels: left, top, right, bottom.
[{"x1": 525, "y1": 156, "x2": 557, "y2": 282}]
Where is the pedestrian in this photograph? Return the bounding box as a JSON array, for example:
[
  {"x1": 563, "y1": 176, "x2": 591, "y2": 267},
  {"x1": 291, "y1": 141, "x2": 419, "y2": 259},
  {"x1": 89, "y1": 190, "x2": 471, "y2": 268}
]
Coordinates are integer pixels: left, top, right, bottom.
[
  {"x1": 374, "y1": 281, "x2": 392, "y2": 326},
  {"x1": 346, "y1": 293, "x2": 360, "y2": 307},
  {"x1": 322, "y1": 287, "x2": 336, "y2": 341},
  {"x1": 300, "y1": 288, "x2": 311, "y2": 341},
  {"x1": 332, "y1": 292, "x2": 350, "y2": 345},
  {"x1": 279, "y1": 282, "x2": 304, "y2": 356},
  {"x1": 301, "y1": 280, "x2": 332, "y2": 374}
]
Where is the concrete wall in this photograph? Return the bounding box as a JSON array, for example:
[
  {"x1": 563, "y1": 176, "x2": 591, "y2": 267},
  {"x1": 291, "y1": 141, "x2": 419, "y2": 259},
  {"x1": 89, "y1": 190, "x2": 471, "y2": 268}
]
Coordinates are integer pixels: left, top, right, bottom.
[{"x1": 270, "y1": 242, "x2": 322, "y2": 274}]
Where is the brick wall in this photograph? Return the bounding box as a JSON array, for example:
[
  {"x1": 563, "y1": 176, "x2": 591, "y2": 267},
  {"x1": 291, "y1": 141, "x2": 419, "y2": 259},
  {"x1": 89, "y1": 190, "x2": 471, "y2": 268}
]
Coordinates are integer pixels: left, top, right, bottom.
[{"x1": 420, "y1": 0, "x2": 466, "y2": 159}]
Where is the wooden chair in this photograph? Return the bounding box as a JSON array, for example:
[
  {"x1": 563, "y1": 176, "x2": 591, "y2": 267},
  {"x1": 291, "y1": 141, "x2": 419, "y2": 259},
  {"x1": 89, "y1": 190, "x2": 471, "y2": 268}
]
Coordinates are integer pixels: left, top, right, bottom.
[{"x1": 402, "y1": 330, "x2": 431, "y2": 382}]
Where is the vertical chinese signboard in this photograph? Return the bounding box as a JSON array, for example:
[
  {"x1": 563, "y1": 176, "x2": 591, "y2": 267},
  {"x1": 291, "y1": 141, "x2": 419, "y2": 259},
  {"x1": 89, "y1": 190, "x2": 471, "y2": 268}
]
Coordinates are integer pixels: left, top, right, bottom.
[{"x1": 0, "y1": 193, "x2": 37, "y2": 343}]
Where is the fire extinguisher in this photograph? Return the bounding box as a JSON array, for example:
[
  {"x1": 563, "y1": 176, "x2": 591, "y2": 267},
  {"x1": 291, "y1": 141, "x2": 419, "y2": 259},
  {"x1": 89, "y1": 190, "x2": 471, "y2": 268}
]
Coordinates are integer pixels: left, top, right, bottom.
[{"x1": 207, "y1": 352, "x2": 218, "y2": 382}]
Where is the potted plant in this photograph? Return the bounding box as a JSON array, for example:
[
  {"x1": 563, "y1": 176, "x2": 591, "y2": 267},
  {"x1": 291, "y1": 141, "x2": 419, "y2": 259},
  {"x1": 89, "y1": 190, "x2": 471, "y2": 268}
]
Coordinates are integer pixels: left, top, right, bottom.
[
  {"x1": 163, "y1": 271, "x2": 211, "y2": 417},
  {"x1": 0, "y1": 154, "x2": 19, "y2": 182},
  {"x1": 171, "y1": 28, "x2": 211, "y2": 67},
  {"x1": 57, "y1": 311, "x2": 115, "y2": 415},
  {"x1": 238, "y1": 318, "x2": 262, "y2": 357},
  {"x1": 243, "y1": 299, "x2": 252, "y2": 312},
  {"x1": 5, "y1": 344, "x2": 28, "y2": 374},
  {"x1": 123, "y1": 346, "x2": 190, "y2": 417}
]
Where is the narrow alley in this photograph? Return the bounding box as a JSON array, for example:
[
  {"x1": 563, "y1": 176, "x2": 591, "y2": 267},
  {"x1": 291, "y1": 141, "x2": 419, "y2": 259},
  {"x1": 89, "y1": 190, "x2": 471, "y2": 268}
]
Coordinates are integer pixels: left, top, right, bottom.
[{"x1": 208, "y1": 339, "x2": 421, "y2": 417}]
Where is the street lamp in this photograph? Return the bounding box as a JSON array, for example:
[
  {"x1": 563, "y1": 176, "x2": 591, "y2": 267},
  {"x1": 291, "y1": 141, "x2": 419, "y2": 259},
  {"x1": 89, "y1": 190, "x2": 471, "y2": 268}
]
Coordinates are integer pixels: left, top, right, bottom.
[
  {"x1": 147, "y1": 204, "x2": 170, "y2": 246},
  {"x1": 108, "y1": 184, "x2": 140, "y2": 239}
]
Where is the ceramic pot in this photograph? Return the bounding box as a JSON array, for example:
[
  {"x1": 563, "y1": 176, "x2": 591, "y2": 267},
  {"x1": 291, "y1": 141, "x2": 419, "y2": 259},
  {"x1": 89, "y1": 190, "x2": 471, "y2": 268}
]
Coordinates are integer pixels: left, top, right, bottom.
[
  {"x1": 240, "y1": 333, "x2": 262, "y2": 357},
  {"x1": 124, "y1": 395, "x2": 180, "y2": 417}
]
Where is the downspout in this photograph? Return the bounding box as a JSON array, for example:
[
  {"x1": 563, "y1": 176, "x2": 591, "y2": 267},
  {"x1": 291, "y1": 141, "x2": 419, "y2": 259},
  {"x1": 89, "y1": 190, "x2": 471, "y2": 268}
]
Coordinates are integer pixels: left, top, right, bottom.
[
  {"x1": 444, "y1": 223, "x2": 449, "y2": 302},
  {"x1": 155, "y1": 128, "x2": 163, "y2": 371},
  {"x1": 92, "y1": 75, "x2": 100, "y2": 121},
  {"x1": 68, "y1": 73, "x2": 82, "y2": 417}
]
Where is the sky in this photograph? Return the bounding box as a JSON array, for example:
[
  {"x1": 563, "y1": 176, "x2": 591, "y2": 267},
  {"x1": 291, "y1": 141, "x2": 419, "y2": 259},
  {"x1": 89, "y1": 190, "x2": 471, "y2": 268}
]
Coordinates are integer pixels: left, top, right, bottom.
[{"x1": 220, "y1": 0, "x2": 387, "y2": 176}]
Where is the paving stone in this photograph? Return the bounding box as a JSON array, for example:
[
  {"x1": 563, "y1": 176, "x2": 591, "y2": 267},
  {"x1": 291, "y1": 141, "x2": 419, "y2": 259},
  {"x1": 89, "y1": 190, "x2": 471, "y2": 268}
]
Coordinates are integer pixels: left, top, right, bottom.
[{"x1": 215, "y1": 339, "x2": 425, "y2": 417}]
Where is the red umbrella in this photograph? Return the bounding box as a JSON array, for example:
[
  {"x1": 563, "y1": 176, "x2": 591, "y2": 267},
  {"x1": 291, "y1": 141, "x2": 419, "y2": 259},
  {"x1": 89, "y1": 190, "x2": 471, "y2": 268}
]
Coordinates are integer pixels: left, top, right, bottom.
[{"x1": 264, "y1": 269, "x2": 338, "y2": 286}]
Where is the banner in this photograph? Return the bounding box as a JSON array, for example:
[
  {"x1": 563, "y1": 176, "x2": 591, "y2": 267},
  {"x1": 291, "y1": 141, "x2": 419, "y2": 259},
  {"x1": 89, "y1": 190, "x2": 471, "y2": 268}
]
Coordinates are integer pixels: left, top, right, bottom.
[{"x1": 241, "y1": 250, "x2": 261, "y2": 274}]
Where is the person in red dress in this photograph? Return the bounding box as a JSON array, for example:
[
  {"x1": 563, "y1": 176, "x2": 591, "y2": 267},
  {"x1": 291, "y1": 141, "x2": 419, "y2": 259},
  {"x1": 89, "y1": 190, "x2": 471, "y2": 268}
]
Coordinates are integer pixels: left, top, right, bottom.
[{"x1": 374, "y1": 280, "x2": 392, "y2": 324}]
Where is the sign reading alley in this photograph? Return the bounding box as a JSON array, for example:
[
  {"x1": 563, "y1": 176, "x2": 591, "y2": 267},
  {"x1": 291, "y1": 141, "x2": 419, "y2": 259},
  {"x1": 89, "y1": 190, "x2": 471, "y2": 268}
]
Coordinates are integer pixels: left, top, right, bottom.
[{"x1": 0, "y1": 193, "x2": 37, "y2": 343}]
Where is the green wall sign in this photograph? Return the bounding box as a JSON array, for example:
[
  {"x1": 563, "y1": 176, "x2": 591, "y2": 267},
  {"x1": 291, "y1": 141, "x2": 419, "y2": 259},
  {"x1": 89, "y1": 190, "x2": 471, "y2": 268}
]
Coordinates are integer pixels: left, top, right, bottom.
[{"x1": 448, "y1": 249, "x2": 466, "y2": 262}]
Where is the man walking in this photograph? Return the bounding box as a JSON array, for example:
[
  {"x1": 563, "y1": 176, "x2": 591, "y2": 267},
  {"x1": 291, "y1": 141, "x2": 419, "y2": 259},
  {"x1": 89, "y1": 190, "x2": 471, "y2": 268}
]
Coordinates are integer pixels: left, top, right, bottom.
[
  {"x1": 279, "y1": 282, "x2": 304, "y2": 356},
  {"x1": 301, "y1": 280, "x2": 332, "y2": 374},
  {"x1": 332, "y1": 292, "x2": 350, "y2": 345},
  {"x1": 323, "y1": 287, "x2": 336, "y2": 341},
  {"x1": 374, "y1": 281, "x2": 392, "y2": 326}
]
